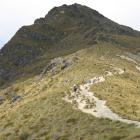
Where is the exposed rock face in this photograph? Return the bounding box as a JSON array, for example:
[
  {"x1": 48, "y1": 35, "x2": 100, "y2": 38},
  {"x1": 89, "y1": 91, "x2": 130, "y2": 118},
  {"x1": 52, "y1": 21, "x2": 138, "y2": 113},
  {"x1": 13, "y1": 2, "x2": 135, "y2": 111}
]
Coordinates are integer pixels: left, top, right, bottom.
[{"x1": 46, "y1": 57, "x2": 76, "y2": 74}]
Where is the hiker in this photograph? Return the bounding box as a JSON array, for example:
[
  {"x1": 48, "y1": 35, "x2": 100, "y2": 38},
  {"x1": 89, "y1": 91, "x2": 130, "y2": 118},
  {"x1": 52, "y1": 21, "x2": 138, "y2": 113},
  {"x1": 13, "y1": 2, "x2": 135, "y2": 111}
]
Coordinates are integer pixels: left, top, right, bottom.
[
  {"x1": 124, "y1": 68, "x2": 126, "y2": 72},
  {"x1": 81, "y1": 80, "x2": 85, "y2": 85},
  {"x1": 85, "y1": 86, "x2": 88, "y2": 90},
  {"x1": 73, "y1": 84, "x2": 78, "y2": 92}
]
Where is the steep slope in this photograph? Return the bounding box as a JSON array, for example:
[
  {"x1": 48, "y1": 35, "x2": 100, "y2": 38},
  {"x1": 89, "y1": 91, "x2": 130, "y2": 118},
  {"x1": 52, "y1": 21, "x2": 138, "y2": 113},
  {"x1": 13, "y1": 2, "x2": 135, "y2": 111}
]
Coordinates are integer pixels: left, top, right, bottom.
[
  {"x1": 0, "y1": 3, "x2": 140, "y2": 86},
  {"x1": 0, "y1": 3, "x2": 140, "y2": 140}
]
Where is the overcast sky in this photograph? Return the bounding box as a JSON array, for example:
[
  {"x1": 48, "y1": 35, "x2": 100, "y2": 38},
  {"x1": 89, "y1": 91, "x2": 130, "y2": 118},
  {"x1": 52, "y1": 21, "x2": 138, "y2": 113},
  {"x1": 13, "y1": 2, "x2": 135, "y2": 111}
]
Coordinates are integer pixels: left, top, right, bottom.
[{"x1": 0, "y1": 0, "x2": 140, "y2": 48}]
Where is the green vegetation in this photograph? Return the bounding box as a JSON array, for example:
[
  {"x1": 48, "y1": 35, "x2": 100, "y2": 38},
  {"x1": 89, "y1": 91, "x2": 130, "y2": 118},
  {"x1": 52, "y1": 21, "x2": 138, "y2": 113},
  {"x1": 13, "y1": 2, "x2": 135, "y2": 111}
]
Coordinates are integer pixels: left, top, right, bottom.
[
  {"x1": 0, "y1": 43, "x2": 140, "y2": 139},
  {"x1": 0, "y1": 3, "x2": 140, "y2": 140}
]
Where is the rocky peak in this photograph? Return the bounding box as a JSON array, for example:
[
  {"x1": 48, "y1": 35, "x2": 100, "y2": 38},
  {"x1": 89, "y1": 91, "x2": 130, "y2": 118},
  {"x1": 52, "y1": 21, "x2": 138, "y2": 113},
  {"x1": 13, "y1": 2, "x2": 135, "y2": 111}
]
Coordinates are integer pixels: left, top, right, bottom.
[
  {"x1": 35, "y1": 3, "x2": 105, "y2": 27},
  {"x1": 46, "y1": 3, "x2": 103, "y2": 18},
  {"x1": 34, "y1": 3, "x2": 140, "y2": 37}
]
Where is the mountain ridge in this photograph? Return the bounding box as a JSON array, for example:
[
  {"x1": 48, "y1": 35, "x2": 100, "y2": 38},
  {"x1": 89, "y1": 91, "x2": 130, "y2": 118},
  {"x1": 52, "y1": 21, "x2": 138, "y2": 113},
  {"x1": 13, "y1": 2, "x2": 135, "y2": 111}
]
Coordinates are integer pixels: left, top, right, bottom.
[{"x1": 0, "y1": 3, "x2": 140, "y2": 87}]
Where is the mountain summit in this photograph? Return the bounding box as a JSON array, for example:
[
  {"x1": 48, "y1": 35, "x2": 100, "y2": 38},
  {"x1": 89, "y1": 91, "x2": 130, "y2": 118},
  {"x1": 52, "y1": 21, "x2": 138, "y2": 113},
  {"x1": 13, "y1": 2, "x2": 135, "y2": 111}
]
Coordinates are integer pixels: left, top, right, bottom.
[
  {"x1": 0, "y1": 3, "x2": 140, "y2": 87},
  {"x1": 36, "y1": 3, "x2": 139, "y2": 36}
]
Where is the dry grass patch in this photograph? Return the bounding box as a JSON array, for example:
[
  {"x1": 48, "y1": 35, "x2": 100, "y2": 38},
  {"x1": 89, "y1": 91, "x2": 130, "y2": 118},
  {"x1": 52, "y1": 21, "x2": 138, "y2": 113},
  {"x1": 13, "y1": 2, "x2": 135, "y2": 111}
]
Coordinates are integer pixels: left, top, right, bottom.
[{"x1": 91, "y1": 71, "x2": 140, "y2": 121}]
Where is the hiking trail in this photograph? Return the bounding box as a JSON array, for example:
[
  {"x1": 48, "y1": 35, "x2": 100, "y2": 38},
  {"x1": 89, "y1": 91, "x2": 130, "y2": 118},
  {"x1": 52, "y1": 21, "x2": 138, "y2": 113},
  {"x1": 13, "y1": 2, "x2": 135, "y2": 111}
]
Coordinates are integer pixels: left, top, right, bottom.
[{"x1": 63, "y1": 67, "x2": 140, "y2": 128}]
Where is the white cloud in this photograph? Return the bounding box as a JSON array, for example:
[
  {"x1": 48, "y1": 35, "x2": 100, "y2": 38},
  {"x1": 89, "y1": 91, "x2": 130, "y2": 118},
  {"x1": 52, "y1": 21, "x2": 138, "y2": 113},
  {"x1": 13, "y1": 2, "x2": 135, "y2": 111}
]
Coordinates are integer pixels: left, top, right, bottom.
[{"x1": 0, "y1": 0, "x2": 140, "y2": 48}]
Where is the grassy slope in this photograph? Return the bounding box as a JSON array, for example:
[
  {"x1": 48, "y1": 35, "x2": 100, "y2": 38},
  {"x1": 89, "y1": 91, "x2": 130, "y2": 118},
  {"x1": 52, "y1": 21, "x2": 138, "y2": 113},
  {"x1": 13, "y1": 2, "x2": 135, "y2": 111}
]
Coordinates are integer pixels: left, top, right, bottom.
[
  {"x1": 0, "y1": 42, "x2": 140, "y2": 139},
  {"x1": 91, "y1": 57, "x2": 140, "y2": 121}
]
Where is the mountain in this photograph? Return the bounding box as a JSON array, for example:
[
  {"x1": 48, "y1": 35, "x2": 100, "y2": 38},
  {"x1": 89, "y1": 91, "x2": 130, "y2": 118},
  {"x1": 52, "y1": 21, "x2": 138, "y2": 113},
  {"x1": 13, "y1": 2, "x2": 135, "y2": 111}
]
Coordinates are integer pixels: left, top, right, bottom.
[
  {"x1": 0, "y1": 3, "x2": 140, "y2": 140},
  {"x1": 0, "y1": 3, "x2": 140, "y2": 86}
]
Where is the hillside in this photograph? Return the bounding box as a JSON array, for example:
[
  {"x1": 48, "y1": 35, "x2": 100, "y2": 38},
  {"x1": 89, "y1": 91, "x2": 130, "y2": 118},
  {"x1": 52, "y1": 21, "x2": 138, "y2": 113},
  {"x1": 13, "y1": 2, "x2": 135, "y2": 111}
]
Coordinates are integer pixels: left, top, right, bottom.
[
  {"x1": 0, "y1": 3, "x2": 140, "y2": 140},
  {"x1": 0, "y1": 3, "x2": 140, "y2": 86}
]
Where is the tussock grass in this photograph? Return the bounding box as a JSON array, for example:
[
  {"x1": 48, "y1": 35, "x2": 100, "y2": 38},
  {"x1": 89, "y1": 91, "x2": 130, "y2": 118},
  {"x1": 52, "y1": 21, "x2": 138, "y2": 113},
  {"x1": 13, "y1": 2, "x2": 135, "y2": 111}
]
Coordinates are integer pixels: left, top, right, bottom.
[
  {"x1": 91, "y1": 71, "x2": 140, "y2": 121},
  {"x1": 0, "y1": 43, "x2": 140, "y2": 139}
]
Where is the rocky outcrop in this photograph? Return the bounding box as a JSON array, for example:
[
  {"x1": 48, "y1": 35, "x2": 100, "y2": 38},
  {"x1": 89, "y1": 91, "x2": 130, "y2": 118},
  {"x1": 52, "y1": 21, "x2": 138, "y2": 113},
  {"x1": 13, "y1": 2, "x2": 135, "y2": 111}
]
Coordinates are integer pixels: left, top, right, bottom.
[{"x1": 46, "y1": 57, "x2": 77, "y2": 74}]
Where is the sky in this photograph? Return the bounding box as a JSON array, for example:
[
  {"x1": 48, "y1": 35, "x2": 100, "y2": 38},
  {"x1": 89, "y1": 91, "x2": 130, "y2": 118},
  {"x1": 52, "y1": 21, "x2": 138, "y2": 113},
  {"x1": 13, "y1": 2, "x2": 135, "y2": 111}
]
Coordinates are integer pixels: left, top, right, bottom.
[{"x1": 0, "y1": 0, "x2": 140, "y2": 48}]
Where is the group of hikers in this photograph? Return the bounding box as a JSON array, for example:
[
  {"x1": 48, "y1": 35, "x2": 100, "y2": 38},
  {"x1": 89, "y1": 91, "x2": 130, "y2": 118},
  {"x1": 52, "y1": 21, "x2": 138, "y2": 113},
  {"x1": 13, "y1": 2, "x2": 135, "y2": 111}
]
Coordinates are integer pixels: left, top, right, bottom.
[
  {"x1": 73, "y1": 81, "x2": 85, "y2": 93},
  {"x1": 73, "y1": 84, "x2": 78, "y2": 92},
  {"x1": 72, "y1": 77, "x2": 99, "y2": 93},
  {"x1": 72, "y1": 67, "x2": 126, "y2": 93},
  {"x1": 72, "y1": 80, "x2": 90, "y2": 93}
]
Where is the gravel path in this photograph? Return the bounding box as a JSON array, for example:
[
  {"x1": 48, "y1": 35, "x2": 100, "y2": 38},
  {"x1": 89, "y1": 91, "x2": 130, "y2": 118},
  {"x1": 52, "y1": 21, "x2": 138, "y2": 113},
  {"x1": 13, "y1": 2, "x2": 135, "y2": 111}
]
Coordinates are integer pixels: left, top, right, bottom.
[
  {"x1": 118, "y1": 54, "x2": 140, "y2": 72},
  {"x1": 136, "y1": 66, "x2": 140, "y2": 72},
  {"x1": 63, "y1": 67, "x2": 140, "y2": 128},
  {"x1": 118, "y1": 55, "x2": 137, "y2": 64}
]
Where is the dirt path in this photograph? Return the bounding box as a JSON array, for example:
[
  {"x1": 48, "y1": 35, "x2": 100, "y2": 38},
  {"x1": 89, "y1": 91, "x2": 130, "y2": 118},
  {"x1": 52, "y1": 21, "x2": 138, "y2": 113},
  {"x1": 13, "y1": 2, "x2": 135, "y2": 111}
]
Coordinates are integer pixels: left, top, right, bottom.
[
  {"x1": 63, "y1": 67, "x2": 140, "y2": 128},
  {"x1": 136, "y1": 66, "x2": 140, "y2": 72},
  {"x1": 118, "y1": 55, "x2": 137, "y2": 64},
  {"x1": 118, "y1": 54, "x2": 140, "y2": 72}
]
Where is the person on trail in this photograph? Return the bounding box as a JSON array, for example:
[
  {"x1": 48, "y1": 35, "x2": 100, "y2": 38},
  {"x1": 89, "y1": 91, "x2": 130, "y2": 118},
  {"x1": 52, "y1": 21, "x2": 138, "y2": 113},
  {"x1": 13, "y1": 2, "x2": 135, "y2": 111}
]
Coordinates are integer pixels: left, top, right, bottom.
[
  {"x1": 73, "y1": 84, "x2": 78, "y2": 92},
  {"x1": 124, "y1": 68, "x2": 126, "y2": 72},
  {"x1": 81, "y1": 80, "x2": 84, "y2": 85},
  {"x1": 85, "y1": 86, "x2": 88, "y2": 90}
]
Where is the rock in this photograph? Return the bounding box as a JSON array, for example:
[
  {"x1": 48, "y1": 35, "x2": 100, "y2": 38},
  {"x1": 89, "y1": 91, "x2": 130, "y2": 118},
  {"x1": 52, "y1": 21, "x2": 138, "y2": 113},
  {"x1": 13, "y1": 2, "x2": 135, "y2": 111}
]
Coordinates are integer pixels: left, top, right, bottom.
[
  {"x1": 46, "y1": 57, "x2": 74, "y2": 73},
  {"x1": 11, "y1": 95, "x2": 21, "y2": 103},
  {"x1": 84, "y1": 79, "x2": 91, "y2": 84},
  {"x1": 34, "y1": 18, "x2": 47, "y2": 24},
  {"x1": 24, "y1": 32, "x2": 49, "y2": 41}
]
